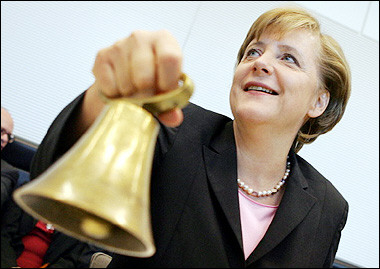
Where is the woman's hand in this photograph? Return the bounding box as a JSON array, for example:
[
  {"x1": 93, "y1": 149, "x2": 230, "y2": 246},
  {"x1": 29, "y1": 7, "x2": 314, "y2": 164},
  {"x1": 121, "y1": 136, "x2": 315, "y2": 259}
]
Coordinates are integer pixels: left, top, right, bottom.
[{"x1": 88, "y1": 29, "x2": 184, "y2": 128}]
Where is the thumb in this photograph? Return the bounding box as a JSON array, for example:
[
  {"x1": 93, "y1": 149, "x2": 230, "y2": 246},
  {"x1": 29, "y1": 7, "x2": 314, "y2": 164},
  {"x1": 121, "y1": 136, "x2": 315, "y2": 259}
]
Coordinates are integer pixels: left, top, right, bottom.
[{"x1": 157, "y1": 108, "x2": 184, "y2": 127}]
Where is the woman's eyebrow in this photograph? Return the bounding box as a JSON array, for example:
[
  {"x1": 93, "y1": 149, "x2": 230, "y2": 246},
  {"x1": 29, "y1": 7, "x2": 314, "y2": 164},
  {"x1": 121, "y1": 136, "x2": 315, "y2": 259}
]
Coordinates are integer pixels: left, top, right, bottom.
[
  {"x1": 278, "y1": 44, "x2": 301, "y2": 56},
  {"x1": 248, "y1": 41, "x2": 265, "y2": 48}
]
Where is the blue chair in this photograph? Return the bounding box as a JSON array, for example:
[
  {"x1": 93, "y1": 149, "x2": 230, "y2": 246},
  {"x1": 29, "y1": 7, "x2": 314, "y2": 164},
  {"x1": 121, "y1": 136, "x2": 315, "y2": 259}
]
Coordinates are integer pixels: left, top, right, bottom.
[{"x1": 2, "y1": 138, "x2": 37, "y2": 186}]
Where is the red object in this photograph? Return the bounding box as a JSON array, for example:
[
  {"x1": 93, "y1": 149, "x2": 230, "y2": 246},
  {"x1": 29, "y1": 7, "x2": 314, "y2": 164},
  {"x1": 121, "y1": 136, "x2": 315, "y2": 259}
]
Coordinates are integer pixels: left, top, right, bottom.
[{"x1": 16, "y1": 221, "x2": 54, "y2": 268}]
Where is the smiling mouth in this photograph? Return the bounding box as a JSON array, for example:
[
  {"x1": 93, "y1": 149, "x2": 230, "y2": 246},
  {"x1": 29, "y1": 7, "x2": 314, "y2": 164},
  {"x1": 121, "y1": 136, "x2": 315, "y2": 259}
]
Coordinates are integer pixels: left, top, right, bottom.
[{"x1": 243, "y1": 86, "x2": 278, "y2": 95}]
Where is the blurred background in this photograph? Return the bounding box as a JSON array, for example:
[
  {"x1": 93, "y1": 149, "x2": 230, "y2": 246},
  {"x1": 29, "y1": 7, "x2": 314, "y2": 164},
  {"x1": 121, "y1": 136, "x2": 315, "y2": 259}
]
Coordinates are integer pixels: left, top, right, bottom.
[{"x1": 2, "y1": 1, "x2": 378, "y2": 267}]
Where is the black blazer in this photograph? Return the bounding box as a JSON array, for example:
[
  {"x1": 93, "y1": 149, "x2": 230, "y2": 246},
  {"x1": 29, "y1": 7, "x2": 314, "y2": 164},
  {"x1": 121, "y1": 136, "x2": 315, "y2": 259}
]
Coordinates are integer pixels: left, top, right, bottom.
[
  {"x1": 1, "y1": 158, "x2": 19, "y2": 208},
  {"x1": 30, "y1": 92, "x2": 348, "y2": 268}
]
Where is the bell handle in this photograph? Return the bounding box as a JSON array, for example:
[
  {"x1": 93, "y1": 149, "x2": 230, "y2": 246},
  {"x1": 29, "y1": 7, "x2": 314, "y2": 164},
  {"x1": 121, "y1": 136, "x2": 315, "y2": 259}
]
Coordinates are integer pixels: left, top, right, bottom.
[{"x1": 99, "y1": 73, "x2": 194, "y2": 115}]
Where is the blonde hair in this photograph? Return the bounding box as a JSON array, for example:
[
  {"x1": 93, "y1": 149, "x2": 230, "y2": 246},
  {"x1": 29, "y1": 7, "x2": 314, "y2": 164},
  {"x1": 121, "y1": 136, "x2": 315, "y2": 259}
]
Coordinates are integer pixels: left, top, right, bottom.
[{"x1": 236, "y1": 7, "x2": 351, "y2": 152}]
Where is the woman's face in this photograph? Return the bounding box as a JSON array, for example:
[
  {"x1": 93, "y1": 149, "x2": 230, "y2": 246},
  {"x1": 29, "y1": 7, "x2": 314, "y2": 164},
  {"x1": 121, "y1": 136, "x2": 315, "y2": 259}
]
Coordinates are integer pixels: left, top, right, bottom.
[{"x1": 230, "y1": 28, "x2": 328, "y2": 132}]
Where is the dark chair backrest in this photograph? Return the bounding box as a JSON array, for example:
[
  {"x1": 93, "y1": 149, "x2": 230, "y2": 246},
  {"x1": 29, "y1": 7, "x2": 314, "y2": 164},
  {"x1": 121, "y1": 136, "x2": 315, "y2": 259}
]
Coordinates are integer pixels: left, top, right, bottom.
[
  {"x1": 2, "y1": 138, "x2": 38, "y2": 186},
  {"x1": 2, "y1": 139, "x2": 37, "y2": 172}
]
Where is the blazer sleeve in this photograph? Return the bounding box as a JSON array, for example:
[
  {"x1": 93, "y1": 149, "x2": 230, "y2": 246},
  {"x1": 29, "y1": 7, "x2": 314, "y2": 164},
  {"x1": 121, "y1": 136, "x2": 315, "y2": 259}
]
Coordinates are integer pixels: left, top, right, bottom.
[
  {"x1": 323, "y1": 200, "x2": 349, "y2": 268},
  {"x1": 1, "y1": 170, "x2": 19, "y2": 208},
  {"x1": 1, "y1": 160, "x2": 19, "y2": 208},
  {"x1": 30, "y1": 91, "x2": 87, "y2": 180},
  {"x1": 0, "y1": 198, "x2": 25, "y2": 268},
  {"x1": 30, "y1": 90, "x2": 180, "y2": 181}
]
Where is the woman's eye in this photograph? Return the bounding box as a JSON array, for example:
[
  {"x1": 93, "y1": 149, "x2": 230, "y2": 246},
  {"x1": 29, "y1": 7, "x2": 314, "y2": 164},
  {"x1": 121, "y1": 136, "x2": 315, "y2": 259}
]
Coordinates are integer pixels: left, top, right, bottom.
[
  {"x1": 281, "y1": 54, "x2": 299, "y2": 66},
  {"x1": 246, "y1": 49, "x2": 261, "y2": 57}
]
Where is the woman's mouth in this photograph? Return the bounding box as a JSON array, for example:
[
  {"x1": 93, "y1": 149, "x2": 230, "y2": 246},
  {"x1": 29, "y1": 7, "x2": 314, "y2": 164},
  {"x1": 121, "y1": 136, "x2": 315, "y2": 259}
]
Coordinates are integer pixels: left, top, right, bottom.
[{"x1": 243, "y1": 86, "x2": 278, "y2": 95}]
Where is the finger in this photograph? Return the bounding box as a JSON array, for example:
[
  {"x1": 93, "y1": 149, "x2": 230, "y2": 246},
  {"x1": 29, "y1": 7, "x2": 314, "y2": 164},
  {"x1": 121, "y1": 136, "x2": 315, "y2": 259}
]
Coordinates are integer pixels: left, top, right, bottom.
[
  {"x1": 157, "y1": 107, "x2": 184, "y2": 127},
  {"x1": 129, "y1": 31, "x2": 156, "y2": 93},
  {"x1": 110, "y1": 39, "x2": 135, "y2": 97},
  {"x1": 153, "y1": 30, "x2": 183, "y2": 92},
  {"x1": 92, "y1": 48, "x2": 118, "y2": 97}
]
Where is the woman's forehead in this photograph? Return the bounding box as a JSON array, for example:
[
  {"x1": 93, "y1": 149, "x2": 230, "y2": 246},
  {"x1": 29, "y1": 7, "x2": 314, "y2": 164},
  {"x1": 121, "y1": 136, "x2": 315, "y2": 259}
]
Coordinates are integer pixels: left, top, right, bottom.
[{"x1": 252, "y1": 25, "x2": 319, "y2": 44}]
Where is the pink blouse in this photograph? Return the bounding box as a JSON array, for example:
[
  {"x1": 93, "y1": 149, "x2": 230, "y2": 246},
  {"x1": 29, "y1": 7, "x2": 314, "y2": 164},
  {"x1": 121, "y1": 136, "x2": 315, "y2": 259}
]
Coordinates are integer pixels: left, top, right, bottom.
[{"x1": 238, "y1": 189, "x2": 278, "y2": 260}]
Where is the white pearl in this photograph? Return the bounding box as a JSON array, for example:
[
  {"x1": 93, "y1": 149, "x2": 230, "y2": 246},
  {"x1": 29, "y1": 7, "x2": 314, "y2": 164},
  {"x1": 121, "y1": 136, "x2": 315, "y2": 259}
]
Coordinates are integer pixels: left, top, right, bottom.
[{"x1": 237, "y1": 157, "x2": 290, "y2": 197}]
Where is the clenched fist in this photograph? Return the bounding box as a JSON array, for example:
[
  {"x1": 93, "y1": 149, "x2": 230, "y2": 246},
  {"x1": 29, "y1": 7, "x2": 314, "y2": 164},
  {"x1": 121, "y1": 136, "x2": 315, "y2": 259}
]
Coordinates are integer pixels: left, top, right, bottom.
[{"x1": 81, "y1": 30, "x2": 184, "y2": 134}]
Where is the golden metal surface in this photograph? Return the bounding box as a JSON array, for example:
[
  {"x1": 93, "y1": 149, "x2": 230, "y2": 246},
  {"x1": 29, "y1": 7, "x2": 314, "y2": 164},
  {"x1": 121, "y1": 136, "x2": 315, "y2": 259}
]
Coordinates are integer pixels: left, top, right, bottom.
[
  {"x1": 13, "y1": 73, "x2": 194, "y2": 257},
  {"x1": 100, "y1": 73, "x2": 194, "y2": 115}
]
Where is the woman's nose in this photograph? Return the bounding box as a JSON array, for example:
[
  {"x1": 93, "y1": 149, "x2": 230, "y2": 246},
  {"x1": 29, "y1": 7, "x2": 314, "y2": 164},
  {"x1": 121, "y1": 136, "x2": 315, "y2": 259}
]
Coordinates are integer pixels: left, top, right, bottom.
[{"x1": 252, "y1": 55, "x2": 273, "y2": 76}]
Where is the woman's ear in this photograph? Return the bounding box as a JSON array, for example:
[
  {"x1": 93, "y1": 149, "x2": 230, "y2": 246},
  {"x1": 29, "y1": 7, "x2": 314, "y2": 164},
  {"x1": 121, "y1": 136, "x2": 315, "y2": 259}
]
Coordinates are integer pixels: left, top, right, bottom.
[{"x1": 307, "y1": 90, "x2": 330, "y2": 118}]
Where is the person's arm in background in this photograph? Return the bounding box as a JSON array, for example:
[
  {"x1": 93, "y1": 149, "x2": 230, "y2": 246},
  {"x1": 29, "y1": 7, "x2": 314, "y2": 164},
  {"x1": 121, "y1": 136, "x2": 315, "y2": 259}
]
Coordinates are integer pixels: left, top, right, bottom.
[
  {"x1": 1, "y1": 160, "x2": 19, "y2": 208},
  {"x1": 1, "y1": 199, "x2": 25, "y2": 268}
]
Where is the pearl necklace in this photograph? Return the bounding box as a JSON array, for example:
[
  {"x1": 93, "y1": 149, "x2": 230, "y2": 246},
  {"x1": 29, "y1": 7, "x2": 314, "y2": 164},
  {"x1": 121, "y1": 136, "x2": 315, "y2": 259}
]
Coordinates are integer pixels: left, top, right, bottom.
[{"x1": 237, "y1": 158, "x2": 291, "y2": 198}]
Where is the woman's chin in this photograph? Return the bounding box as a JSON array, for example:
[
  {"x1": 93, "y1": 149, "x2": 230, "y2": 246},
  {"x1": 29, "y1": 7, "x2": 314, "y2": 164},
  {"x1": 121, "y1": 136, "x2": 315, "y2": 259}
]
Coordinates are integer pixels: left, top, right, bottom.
[{"x1": 232, "y1": 105, "x2": 273, "y2": 124}]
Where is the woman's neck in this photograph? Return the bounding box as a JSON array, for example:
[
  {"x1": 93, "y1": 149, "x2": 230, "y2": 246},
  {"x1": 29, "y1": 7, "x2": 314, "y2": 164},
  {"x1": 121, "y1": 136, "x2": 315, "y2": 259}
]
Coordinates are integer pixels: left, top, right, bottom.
[{"x1": 233, "y1": 119, "x2": 295, "y2": 191}]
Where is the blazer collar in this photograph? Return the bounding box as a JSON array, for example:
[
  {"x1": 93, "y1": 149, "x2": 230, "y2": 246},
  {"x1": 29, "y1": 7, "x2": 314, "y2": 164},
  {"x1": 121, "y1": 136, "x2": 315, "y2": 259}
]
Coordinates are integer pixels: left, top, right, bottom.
[
  {"x1": 203, "y1": 121, "x2": 242, "y2": 248},
  {"x1": 203, "y1": 121, "x2": 317, "y2": 264},
  {"x1": 247, "y1": 150, "x2": 317, "y2": 264}
]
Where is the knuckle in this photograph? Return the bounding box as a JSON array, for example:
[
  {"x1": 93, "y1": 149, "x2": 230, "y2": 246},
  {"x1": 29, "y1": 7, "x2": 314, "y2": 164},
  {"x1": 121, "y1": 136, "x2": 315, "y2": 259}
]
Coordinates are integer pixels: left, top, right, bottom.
[
  {"x1": 95, "y1": 48, "x2": 109, "y2": 62},
  {"x1": 110, "y1": 42, "x2": 123, "y2": 55},
  {"x1": 157, "y1": 29, "x2": 171, "y2": 37},
  {"x1": 129, "y1": 30, "x2": 148, "y2": 41}
]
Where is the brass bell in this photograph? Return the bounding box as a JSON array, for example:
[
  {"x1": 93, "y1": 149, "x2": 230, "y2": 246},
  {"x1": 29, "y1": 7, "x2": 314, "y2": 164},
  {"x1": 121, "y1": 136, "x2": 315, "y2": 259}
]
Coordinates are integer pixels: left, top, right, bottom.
[{"x1": 13, "y1": 73, "x2": 194, "y2": 257}]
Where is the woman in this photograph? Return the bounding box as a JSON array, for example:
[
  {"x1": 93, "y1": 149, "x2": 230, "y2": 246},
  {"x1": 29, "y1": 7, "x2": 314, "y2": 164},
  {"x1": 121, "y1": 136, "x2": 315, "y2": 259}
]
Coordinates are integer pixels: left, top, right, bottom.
[{"x1": 29, "y1": 7, "x2": 350, "y2": 267}]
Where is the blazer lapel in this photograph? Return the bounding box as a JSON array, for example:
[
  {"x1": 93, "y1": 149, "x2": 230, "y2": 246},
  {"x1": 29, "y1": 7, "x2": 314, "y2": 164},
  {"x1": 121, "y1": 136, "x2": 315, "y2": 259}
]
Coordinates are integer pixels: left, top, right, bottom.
[
  {"x1": 247, "y1": 151, "x2": 317, "y2": 264},
  {"x1": 203, "y1": 122, "x2": 243, "y2": 248}
]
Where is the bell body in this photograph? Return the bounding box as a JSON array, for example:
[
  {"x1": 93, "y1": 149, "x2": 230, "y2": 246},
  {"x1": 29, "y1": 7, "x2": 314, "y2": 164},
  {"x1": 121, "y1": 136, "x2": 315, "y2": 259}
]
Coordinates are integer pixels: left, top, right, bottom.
[{"x1": 14, "y1": 100, "x2": 158, "y2": 257}]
